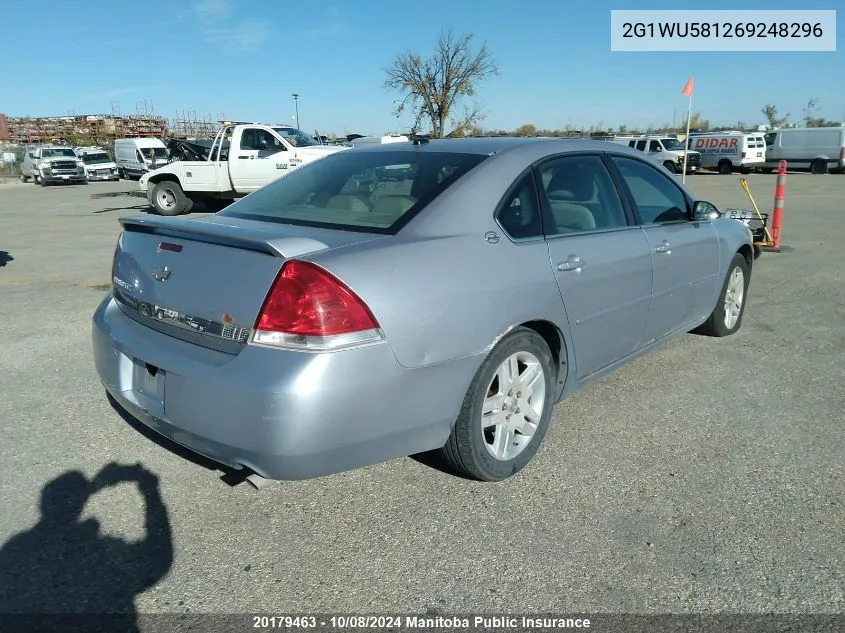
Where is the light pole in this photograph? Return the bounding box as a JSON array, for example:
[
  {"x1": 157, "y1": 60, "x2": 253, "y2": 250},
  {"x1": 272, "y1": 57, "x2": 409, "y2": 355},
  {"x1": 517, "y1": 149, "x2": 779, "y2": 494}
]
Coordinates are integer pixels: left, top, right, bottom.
[{"x1": 292, "y1": 94, "x2": 300, "y2": 129}]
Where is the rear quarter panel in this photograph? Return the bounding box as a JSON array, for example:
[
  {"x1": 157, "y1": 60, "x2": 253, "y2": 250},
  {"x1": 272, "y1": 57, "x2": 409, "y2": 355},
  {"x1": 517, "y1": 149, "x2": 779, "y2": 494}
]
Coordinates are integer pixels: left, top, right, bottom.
[{"x1": 309, "y1": 233, "x2": 568, "y2": 370}]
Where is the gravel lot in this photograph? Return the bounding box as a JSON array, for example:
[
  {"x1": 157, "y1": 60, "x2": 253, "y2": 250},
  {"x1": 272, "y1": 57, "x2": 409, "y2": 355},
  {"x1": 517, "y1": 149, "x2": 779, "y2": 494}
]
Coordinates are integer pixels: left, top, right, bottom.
[{"x1": 0, "y1": 173, "x2": 842, "y2": 623}]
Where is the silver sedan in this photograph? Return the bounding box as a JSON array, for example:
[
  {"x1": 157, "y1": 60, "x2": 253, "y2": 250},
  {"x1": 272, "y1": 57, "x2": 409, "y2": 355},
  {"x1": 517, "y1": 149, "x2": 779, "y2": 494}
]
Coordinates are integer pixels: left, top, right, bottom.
[{"x1": 92, "y1": 137, "x2": 754, "y2": 484}]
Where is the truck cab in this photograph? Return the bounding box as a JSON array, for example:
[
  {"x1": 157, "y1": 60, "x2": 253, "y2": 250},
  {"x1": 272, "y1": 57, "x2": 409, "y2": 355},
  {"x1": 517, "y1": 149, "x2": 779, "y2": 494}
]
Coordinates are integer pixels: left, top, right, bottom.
[
  {"x1": 139, "y1": 122, "x2": 347, "y2": 215},
  {"x1": 627, "y1": 136, "x2": 701, "y2": 174}
]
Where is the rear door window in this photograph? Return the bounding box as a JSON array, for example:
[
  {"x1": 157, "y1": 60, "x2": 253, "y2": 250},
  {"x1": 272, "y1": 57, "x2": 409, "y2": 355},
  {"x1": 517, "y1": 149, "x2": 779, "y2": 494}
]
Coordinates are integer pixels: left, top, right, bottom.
[
  {"x1": 221, "y1": 150, "x2": 489, "y2": 234},
  {"x1": 538, "y1": 154, "x2": 628, "y2": 233}
]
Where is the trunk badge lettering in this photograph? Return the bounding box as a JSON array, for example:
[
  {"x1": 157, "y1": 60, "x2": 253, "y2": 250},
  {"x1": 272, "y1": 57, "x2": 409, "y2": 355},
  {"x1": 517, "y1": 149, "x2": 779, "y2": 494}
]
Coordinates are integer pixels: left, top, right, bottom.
[{"x1": 151, "y1": 266, "x2": 171, "y2": 282}]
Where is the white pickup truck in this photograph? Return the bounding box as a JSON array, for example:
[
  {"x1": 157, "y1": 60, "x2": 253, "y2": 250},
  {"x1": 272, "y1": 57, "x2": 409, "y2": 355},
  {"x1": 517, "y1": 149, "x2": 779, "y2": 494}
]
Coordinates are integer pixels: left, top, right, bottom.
[{"x1": 138, "y1": 122, "x2": 347, "y2": 215}]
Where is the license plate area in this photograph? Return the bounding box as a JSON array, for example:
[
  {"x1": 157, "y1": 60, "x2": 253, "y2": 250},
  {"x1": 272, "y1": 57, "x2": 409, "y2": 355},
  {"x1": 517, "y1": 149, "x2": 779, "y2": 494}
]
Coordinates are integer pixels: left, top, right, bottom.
[{"x1": 131, "y1": 358, "x2": 165, "y2": 414}]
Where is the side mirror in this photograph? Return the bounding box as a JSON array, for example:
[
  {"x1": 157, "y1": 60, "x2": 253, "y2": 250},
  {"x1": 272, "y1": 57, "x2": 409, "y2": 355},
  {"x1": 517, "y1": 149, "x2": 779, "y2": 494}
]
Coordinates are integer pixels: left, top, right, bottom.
[{"x1": 693, "y1": 200, "x2": 721, "y2": 221}]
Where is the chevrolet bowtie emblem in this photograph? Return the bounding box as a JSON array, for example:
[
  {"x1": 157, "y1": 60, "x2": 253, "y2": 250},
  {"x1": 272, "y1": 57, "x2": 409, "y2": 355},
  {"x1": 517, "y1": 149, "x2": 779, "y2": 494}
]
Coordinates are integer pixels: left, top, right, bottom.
[{"x1": 151, "y1": 266, "x2": 171, "y2": 282}]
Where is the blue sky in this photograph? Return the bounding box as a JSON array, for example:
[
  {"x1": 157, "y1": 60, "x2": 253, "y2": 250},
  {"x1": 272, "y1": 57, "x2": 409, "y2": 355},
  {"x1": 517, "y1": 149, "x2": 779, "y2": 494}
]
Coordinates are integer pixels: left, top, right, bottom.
[{"x1": 1, "y1": 0, "x2": 842, "y2": 135}]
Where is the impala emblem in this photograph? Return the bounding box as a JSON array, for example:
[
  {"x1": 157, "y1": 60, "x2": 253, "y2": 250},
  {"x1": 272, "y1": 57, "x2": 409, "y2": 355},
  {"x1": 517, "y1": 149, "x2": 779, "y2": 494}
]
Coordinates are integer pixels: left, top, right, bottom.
[{"x1": 151, "y1": 266, "x2": 171, "y2": 282}]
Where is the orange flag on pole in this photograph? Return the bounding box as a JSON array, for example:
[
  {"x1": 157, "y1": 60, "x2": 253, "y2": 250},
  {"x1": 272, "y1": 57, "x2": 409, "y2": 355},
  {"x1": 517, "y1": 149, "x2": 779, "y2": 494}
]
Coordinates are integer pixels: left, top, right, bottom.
[{"x1": 681, "y1": 76, "x2": 694, "y2": 97}]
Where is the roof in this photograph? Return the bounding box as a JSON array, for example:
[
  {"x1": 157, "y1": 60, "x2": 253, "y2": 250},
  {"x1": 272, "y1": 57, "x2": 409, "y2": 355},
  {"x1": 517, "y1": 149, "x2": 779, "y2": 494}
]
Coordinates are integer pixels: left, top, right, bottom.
[{"x1": 346, "y1": 136, "x2": 623, "y2": 156}]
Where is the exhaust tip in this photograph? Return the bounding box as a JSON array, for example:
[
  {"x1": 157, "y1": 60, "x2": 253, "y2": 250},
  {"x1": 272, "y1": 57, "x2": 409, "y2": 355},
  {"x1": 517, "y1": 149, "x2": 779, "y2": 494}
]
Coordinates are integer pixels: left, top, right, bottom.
[{"x1": 245, "y1": 472, "x2": 274, "y2": 490}]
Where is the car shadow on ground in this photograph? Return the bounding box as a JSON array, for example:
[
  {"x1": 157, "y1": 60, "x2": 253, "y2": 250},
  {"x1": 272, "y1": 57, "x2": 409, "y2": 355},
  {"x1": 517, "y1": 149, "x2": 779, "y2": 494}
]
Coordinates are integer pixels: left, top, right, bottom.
[
  {"x1": 105, "y1": 392, "x2": 249, "y2": 487},
  {"x1": 94, "y1": 203, "x2": 219, "y2": 215},
  {"x1": 93, "y1": 204, "x2": 152, "y2": 215},
  {"x1": 0, "y1": 251, "x2": 13, "y2": 267},
  {"x1": 0, "y1": 462, "x2": 173, "y2": 632},
  {"x1": 410, "y1": 450, "x2": 476, "y2": 480}
]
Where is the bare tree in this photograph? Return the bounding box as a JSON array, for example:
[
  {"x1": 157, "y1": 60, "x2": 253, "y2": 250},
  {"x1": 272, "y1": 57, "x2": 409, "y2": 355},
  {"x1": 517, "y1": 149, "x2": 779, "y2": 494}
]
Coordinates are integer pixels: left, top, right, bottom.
[
  {"x1": 761, "y1": 104, "x2": 789, "y2": 128},
  {"x1": 384, "y1": 30, "x2": 499, "y2": 138},
  {"x1": 801, "y1": 97, "x2": 838, "y2": 126}
]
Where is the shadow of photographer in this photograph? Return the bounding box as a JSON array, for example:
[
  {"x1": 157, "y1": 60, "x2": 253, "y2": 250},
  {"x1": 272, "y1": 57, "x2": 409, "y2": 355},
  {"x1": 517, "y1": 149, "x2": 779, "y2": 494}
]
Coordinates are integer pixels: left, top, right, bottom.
[{"x1": 0, "y1": 462, "x2": 173, "y2": 632}]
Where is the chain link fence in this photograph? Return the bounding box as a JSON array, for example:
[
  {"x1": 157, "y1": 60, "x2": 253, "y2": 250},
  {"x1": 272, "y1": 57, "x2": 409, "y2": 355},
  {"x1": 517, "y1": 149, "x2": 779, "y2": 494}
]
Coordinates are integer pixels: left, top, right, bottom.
[{"x1": 0, "y1": 143, "x2": 24, "y2": 182}]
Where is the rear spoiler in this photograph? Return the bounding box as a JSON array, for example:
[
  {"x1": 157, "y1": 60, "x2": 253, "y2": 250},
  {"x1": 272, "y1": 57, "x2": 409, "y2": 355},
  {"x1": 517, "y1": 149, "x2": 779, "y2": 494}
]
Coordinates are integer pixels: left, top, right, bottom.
[{"x1": 119, "y1": 216, "x2": 329, "y2": 259}]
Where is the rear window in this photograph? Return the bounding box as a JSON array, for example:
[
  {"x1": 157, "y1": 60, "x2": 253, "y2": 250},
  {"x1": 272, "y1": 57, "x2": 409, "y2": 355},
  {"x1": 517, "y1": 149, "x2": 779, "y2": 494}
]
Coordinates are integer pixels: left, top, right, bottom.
[{"x1": 220, "y1": 150, "x2": 489, "y2": 234}]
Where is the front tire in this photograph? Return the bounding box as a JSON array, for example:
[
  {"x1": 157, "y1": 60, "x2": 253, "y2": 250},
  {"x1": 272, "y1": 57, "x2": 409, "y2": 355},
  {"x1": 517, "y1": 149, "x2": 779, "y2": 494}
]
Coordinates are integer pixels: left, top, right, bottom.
[
  {"x1": 663, "y1": 161, "x2": 677, "y2": 174},
  {"x1": 439, "y1": 327, "x2": 556, "y2": 481},
  {"x1": 151, "y1": 180, "x2": 193, "y2": 216},
  {"x1": 810, "y1": 159, "x2": 827, "y2": 175},
  {"x1": 694, "y1": 253, "x2": 750, "y2": 337}
]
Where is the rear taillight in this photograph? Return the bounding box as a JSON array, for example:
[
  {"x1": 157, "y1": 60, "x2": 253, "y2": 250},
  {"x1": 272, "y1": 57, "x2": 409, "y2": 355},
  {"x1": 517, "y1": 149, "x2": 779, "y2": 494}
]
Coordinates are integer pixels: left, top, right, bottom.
[
  {"x1": 741, "y1": 151, "x2": 746, "y2": 158},
  {"x1": 111, "y1": 232, "x2": 123, "y2": 290},
  {"x1": 840, "y1": 147, "x2": 844, "y2": 160},
  {"x1": 252, "y1": 260, "x2": 383, "y2": 350}
]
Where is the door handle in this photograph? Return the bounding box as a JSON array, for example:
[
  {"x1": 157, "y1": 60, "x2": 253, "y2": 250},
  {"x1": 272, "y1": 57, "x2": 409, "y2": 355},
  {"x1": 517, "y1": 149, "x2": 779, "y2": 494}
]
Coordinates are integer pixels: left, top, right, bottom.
[
  {"x1": 237, "y1": 155, "x2": 250, "y2": 160},
  {"x1": 654, "y1": 240, "x2": 671, "y2": 254},
  {"x1": 557, "y1": 256, "x2": 585, "y2": 271}
]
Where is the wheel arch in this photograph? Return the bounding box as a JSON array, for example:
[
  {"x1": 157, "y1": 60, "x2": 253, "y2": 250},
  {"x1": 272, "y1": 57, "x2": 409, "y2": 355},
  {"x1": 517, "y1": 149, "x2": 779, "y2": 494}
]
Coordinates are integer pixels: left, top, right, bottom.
[
  {"x1": 147, "y1": 173, "x2": 182, "y2": 188},
  {"x1": 518, "y1": 319, "x2": 569, "y2": 401},
  {"x1": 737, "y1": 243, "x2": 754, "y2": 269}
]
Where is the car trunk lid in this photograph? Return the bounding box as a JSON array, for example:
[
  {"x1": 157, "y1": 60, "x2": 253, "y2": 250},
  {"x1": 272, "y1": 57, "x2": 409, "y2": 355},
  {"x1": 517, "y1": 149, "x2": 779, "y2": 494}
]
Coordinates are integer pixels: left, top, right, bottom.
[{"x1": 112, "y1": 215, "x2": 386, "y2": 352}]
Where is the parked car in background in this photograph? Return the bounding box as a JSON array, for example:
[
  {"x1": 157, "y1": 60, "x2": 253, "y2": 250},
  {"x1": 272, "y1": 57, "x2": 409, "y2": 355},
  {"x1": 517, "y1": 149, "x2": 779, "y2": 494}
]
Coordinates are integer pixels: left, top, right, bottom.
[
  {"x1": 20, "y1": 145, "x2": 87, "y2": 186},
  {"x1": 687, "y1": 131, "x2": 767, "y2": 174},
  {"x1": 763, "y1": 126, "x2": 845, "y2": 174},
  {"x1": 74, "y1": 146, "x2": 120, "y2": 181},
  {"x1": 114, "y1": 137, "x2": 169, "y2": 180},
  {"x1": 93, "y1": 137, "x2": 754, "y2": 486}
]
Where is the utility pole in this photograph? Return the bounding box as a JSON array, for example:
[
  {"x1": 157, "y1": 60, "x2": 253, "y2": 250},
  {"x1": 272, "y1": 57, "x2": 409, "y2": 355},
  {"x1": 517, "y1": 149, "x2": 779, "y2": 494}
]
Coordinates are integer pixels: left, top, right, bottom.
[{"x1": 292, "y1": 94, "x2": 300, "y2": 129}]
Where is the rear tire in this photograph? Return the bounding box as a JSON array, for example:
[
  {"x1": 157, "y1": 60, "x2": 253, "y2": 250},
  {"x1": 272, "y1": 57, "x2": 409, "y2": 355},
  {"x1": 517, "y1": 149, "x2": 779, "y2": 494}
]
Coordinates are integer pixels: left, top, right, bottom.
[
  {"x1": 694, "y1": 253, "x2": 750, "y2": 337},
  {"x1": 810, "y1": 159, "x2": 827, "y2": 175},
  {"x1": 151, "y1": 180, "x2": 192, "y2": 216},
  {"x1": 439, "y1": 327, "x2": 556, "y2": 482},
  {"x1": 718, "y1": 160, "x2": 732, "y2": 175}
]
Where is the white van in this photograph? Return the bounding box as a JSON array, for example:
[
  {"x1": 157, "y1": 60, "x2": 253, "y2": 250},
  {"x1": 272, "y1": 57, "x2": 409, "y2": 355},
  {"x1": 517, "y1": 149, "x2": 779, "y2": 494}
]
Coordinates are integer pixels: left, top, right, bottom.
[
  {"x1": 687, "y1": 132, "x2": 767, "y2": 174},
  {"x1": 350, "y1": 134, "x2": 410, "y2": 147},
  {"x1": 763, "y1": 127, "x2": 845, "y2": 174},
  {"x1": 114, "y1": 138, "x2": 169, "y2": 180},
  {"x1": 74, "y1": 146, "x2": 119, "y2": 181}
]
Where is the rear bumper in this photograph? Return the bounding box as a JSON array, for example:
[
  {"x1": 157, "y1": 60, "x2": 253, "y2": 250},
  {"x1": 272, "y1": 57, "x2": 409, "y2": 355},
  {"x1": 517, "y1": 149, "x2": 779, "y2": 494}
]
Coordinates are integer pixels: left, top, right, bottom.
[{"x1": 92, "y1": 295, "x2": 478, "y2": 480}]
